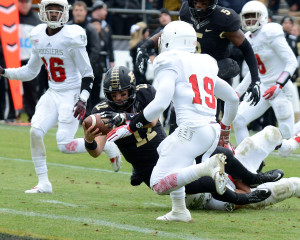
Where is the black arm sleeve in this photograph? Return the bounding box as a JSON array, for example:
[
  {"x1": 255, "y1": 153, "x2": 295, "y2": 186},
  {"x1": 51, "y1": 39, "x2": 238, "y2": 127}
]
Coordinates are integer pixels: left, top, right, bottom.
[
  {"x1": 81, "y1": 77, "x2": 94, "y2": 93},
  {"x1": 140, "y1": 38, "x2": 155, "y2": 50},
  {"x1": 238, "y1": 38, "x2": 260, "y2": 83}
]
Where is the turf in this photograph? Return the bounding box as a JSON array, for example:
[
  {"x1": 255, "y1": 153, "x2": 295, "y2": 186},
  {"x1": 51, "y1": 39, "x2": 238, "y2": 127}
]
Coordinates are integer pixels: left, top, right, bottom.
[{"x1": 0, "y1": 123, "x2": 299, "y2": 240}]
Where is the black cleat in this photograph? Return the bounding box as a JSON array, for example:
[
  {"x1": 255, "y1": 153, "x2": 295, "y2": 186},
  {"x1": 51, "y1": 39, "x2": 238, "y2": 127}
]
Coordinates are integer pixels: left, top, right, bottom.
[
  {"x1": 250, "y1": 169, "x2": 284, "y2": 188},
  {"x1": 246, "y1": 188, "x2": 271, "y2": 204}
]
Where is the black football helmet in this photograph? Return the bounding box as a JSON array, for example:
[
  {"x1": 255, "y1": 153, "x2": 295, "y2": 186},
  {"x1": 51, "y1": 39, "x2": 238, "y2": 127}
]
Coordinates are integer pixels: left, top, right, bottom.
[
  {"x1": 188, "y1": 0, "x2": 218, "y2": 19},
  {"x1": 103, "y1": 66, "x2": 136, "y2": 111}
]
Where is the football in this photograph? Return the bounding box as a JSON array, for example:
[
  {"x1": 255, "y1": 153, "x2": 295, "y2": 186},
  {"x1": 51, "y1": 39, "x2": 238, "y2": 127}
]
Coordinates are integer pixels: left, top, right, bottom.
[{"x1": 83, "y1": 113, "x2": 113, "y2": 135}]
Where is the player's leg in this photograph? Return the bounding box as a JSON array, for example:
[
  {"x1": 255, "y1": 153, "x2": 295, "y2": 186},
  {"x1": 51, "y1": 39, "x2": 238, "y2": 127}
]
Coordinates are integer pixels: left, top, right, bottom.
[
  {"x1": 26, "y1": 90, "x2": 58, "y2": 193},
  {"x1": 214, "y1": 145, "x2": 283, "y2": 187},
  {"x1": 248, "y1": 178, "x2": 300, "y2": 209},
  {"x1": 150, "y1": 123, "x2": 226, "y2": 195},
  {"x1": 156, "y1": 187, "x2": 192, "y2": 222},
  {"x1": 234, "y1": 126, "x2": 283, "y2": 173},
  {"x1": 278, "y1": 133, "x2": 300, "y2": 157},
  {"x1": 233, "y1": 98, "x2": 269, "y2": 145},
  {"x1": 56, "y1": 89, "x2": 86, "y2": 154},
  {"x1": 270, "y1": 90, "x2": 294, "y2": 139}
]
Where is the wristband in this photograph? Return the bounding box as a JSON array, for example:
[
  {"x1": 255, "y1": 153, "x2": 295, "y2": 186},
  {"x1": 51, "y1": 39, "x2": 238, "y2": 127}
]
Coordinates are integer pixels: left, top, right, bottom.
[
  {"x1": 84, "y1": 139, "x2": 97, "y2": 150},
  {"x1": 125, "y1": 113, "x2": 138, "y2": 121},
  {"x1": 220, "y1": 121, "x2": 231, "y2": 130},
  {"x1": 276, "y1": 71, "x2": 290, "y2": 87}
]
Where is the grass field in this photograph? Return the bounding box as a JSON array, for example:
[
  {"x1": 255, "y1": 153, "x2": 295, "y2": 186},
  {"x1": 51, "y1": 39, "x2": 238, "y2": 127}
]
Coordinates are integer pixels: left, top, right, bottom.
[{"x1": 0, "y1": 123, "x2": 299, "y2": 240}]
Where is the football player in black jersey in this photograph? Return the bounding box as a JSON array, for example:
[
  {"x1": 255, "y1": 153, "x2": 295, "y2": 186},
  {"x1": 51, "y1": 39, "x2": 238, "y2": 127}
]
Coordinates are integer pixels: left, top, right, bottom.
[
  {"x1": 136, "y1": 0, "x2": 261, "y2": 140},
  {"x1": 83, "y1": 66, "x2": 283, "y2": 220}
]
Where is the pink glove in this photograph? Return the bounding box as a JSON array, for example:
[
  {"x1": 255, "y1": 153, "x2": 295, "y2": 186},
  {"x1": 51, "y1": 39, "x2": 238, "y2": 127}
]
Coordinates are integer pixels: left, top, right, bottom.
[
  {"x1": 218, "y1": 121, "x2": 231, "y2": 147},
  {"x1": 73, "y1": 100, "x2": 86, "y2": 120},
  {"x1": 263, "y1": 84, "x2": 282, "y2": 100},
  {"x1": 106, "y1": 125, "x2": 133, "y2": 142}
]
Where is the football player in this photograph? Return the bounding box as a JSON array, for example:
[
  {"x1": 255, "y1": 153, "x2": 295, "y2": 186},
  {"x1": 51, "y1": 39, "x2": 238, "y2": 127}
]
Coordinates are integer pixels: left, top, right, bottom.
[
  {"x1": 104, "y1": 21, "x2": 286, "y2": 222},
  {"x1": 187, "y1": 126, "x2": 300, "y2": 211},
  {"x1": 233, "y1": 1, "x2": 298, "y2": 145},
  {"x1": 0, "y1": 0, "x2": 119, "y2": 193},
  {"x1": 136, "y1": 0, "x2": 261, "y2": 120}
]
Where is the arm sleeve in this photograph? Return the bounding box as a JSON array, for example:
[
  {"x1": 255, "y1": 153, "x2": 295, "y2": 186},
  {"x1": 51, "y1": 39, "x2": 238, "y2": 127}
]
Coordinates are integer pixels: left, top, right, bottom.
[
  {"x1": 143, "y1": 69, "x2": 177, "y2": 122},
  {"x1": 238, "y1": 38, "x2": 260, "y2": 83},
  {"x1": 214, "y1": 77, "x2": 239, "y2": 126},
  {"x1": 271, "y1": 36, "x2": 298, "y2": 76},
  {"x1": 4, "y1": 47, "x2": 42, "y2": 81},
  {"x1": 235, "y1": 71, "x2": 251, "y2": 96},
  {"x1": 70, "y1": 47, "x2": 94, "y2": 78}
]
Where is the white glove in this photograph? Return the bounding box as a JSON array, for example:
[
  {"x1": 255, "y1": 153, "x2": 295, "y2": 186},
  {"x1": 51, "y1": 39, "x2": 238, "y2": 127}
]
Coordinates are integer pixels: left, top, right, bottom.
[{"x1": 106, "y1": 125, "x2": 133, "y2": 142}]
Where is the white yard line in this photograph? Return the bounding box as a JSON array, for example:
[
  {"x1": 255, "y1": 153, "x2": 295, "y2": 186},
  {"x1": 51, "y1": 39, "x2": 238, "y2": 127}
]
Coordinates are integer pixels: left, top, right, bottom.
[
  {"x1": 0, "y1": 156, "x2": 131, "y2": 175},
  {"x1": 0, "y1": 208, "x2": 205, "y2": 240},
  {"x1": 39, "y1": 200, "x2": 85, "y2": 208}
]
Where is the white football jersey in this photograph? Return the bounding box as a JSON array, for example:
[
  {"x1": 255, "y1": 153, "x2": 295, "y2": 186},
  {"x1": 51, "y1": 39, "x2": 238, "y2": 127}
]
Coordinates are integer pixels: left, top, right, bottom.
[
  {"x1": 245, "y1": 22, "x2": 297, "y2": 87},
  {"x1": 153, "y1": 50, "x2": 219, "y2": 127},
  {"x1": 4, "y1": 24, "x2": 93, "y2": 91}
]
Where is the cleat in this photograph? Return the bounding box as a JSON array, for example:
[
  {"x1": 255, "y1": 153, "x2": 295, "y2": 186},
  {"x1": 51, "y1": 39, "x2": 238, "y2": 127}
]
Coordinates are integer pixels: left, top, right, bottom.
[
  {"x1": 278, "y1": 136, "x2": 300, "y2": 157},
  {"x1": 110, "y1": 155, "x2": 122, "y2": 172},
  {"x1": 25, "y1": 182, "x2": 52, "y2": 194},
  {"x1": 209, "y1": 154, "x2": 227, "y2": 195},
  {"x1": 246, "y1": 188, "x2": 271, "y2": 204},
  {"x1": 156, "y1": 209, "x2": 192, "y2": 222},
  {"x1": 250, "y1": 169, "x2": 284, "y2": 188}
]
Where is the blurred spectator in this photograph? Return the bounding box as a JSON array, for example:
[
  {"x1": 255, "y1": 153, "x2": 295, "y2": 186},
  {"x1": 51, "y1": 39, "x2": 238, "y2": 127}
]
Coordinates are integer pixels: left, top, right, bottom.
[
  {"x1": 285, "y1": 0, "x2": 300, "y2": 13},
  {"x1": 19, "y1": 0, "x2": 41, "y2": 122},
  {"x1": 89, "y1": 0, "x2": 115, "y2": 68},
  {"x1": 68, "y1": 1, "x2": 101, "y2": 117},
  {"x1": 129, "y1": 22, "x2": 155, "y2": 85},
  {"x1": 163, "y1": 0, "x2": 181, "y2": 20},
  {"x1": 151, "y1": 8, "x2": 172, "y2": 36},
  {"x1": 267, "y1": 0, "x2": 280, "y2": 14},
  {"x1": 106, "y1": 0, "x2": 142, "y2": 35}
]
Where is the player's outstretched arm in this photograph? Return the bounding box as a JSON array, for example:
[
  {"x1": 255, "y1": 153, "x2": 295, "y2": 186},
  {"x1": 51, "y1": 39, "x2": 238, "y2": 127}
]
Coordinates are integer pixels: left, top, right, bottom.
[{"x1": 227, "y1": 30, "x2": 261, "y2": 106}]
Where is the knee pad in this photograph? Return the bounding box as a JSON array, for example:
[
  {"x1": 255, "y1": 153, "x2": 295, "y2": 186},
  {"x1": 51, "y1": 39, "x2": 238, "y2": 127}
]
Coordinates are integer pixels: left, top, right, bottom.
[
  {"x1": 270, "y1": 179, "x2": 295, "y2": 201},
  {"x1": 30, "y1": 127, "x2": 46, "y2": 158},
  {"x1": 274, "y1": 100, "x2": 292, "y2": 120},
  {"x1": 233, "y1": 115, "x2": 247, "y2": 130},
  {"x1": 279, "y1": 123, "x2": 294, "y2": 139},
  {"x1": 260, "y1": 126, "x2": 283, "y2": 147}
]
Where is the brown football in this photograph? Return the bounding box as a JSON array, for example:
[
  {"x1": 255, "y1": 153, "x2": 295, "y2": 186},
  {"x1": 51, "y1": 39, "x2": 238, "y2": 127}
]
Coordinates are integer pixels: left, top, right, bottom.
[{"x1": 83, "y1": 113, "x2": 113, "y2": 135}]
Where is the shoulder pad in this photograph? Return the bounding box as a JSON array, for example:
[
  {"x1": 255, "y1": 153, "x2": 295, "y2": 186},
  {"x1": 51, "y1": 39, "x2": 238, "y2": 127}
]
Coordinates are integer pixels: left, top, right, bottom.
[
  {"x1": 63, "y1": 25, "x2": 87, "y2": 48},
  {"x1": 153, "y1": 51, "x2": 181, "y2": 75},
  {"x1": 92, "y1": 101, "x2": 110, "y2": 114},
  {"x1": 213, "y1": 6, "x2": 240, "y2": 32},
  {"x1": 261, "y1": 23, "x2": 284, "y2": 40},
  {"x1": 30, "y1": 24, "x2": 47, "y2": 38}
]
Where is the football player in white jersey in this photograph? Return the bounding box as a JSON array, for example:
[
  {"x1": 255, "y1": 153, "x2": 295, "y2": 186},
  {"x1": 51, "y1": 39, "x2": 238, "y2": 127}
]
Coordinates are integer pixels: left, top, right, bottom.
[
  {"x1": 187, "y1": 125, "x2": 300, "y2": 211},
  {"x1": 0, "y1": 0, "x2": 121, "y2": 193},
  {"x1": 106, "y1": 20, "x2": 239, "y2": 222},
  {"x1": 233, "y1": 1, "x2": 298, "y2": 145}
]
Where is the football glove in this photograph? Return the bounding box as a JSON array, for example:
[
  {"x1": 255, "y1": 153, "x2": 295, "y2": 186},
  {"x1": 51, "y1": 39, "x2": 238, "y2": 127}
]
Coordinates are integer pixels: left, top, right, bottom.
[
  {"x1": 218, "y1": 122, "x2": 231, "y2": 147},
  {"x1": 263, "y1": 84, "x2": 282, "y2": 100},
  {"x1": 100, "y1": 111, "x2": 126, "y2": 128},
  {"x1": 106, "y1": 125, "x2": 133, "y2": 142},
  {"x1": 136, "y1": 47, "x2": 149, "y2": 74},
  {"x1": 246, "y1": 80, "x2": 260, "y2": 106},
  {"x1": 73, "y1": 100, "x2": 86, "y2": 120}
]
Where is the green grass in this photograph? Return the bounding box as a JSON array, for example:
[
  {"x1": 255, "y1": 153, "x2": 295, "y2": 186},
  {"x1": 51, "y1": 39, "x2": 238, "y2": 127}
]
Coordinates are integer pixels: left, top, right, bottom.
[{"x1": 0, "y1": 123, "x2": 299, "y2": 240}]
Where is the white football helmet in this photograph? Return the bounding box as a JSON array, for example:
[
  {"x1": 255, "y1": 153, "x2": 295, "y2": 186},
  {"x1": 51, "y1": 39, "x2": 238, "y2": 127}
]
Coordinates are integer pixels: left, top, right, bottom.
[
  {"x1": 39, "y1": 0, "x2": 70, "y2": 29},
  {"x1": 241, "y1": 1, "x2": 268, "y2": 33},
  {"x1": 158, "y1": 20, "x2": 197, "y2": 53}
]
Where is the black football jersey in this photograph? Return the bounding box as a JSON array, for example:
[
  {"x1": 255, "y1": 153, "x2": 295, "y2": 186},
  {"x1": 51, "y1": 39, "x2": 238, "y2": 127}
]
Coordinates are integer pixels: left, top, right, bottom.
[
  {"x1": 180, "y1": 2, "x2": 240, "y2": 60},
  {"x1": 92, "y1": 84, "x2": 167, "y2": 179}
]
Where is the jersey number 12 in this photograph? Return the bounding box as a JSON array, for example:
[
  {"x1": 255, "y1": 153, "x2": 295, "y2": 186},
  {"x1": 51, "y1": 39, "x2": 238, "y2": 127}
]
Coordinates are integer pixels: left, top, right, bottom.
[{"x1": 189, "y1": 75, "x2": 216, "y2": 109}]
